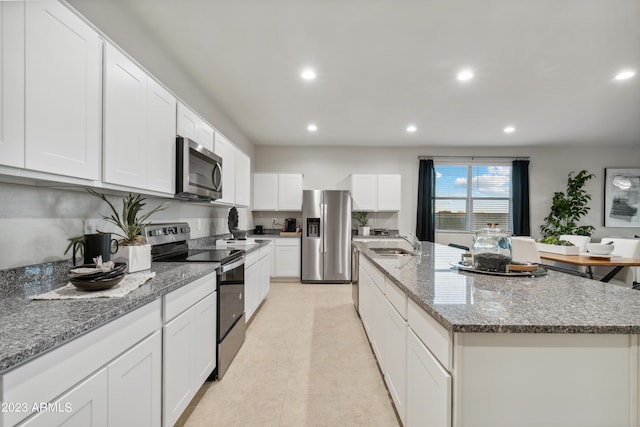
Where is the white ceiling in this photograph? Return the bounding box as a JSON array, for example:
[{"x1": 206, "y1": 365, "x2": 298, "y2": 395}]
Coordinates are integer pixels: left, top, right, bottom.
[{"x1": 89, "y1": 0, "x2": 640, "y2": 147}]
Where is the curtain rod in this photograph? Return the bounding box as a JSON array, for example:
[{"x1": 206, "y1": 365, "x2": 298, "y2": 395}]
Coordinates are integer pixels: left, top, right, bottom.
[{"x1": 418, "y1": 155, "x2": 530, "y2": 160}]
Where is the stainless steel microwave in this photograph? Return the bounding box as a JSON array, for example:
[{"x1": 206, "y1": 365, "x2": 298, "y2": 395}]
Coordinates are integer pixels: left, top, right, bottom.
[{"x1": 175, "y1": 137, "x2": 222, "y2": 201}]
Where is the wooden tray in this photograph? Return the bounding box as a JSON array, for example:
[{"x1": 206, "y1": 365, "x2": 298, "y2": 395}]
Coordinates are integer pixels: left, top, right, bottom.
[{"x1": 451, "y1": 262, "x2": 548, "y2": 277}]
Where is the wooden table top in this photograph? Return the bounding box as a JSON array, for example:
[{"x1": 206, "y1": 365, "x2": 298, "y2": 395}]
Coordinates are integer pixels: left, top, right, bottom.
[{"x1": 539, "y1": 252, "x2": 640, "y2": 267}]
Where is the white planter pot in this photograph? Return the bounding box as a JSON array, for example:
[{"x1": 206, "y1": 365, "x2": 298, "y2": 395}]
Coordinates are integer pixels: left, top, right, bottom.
[
  {"x1": 115, "y1": 244, "x2": 151, "y2": 273},
  {"x1": 536, "y1": 243, "x2": 580, "y2": 255},
  {"x1": 358, "y1": 226, "x2": 370, "y2": 236}
]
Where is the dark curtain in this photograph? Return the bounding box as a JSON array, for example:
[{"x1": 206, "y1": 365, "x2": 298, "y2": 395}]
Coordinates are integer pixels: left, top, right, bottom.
[
  {"x1": 512, "y1": 160, "x2": 531, "y2": 236},
  {"x1": 416, "y1": 159, "x2": 435, "y2": 242}
]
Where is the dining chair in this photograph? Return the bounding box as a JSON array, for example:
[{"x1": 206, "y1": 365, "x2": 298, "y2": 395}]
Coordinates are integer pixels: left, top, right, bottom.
[
  {"x1": 591, "y1": 238, "x2": 640, "y2": 287},
  {"x1": 511, "y1": 237, "x2": 541, "y2": 264}
]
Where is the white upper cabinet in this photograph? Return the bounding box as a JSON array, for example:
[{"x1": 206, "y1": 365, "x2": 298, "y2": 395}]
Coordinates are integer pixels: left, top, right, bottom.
[
  {"x1": 212, "y1": 131, "x2": 250, "y2": 207},
  {"x1": 351, "y1": 174, "x2": 401, "y2": 212},
  {"x1": 24, "y1": 0, "x2": 102, "y2": 180},
  {"x1": 104, "y1": 43, "x2": 176, "y2": 194},
  {"x1": 146, "y1": 79, "x2": 177, "y2": 194},
  {"x1": 0, "y1": 1, "x2": 25, "y2": 168},
  {"x1": 234, "y1": 149, "x2": 251, "y2": 207},
  {"x1": 278, "y1": 174, "x2": 303, "y2": 210},
  {"x1": 351, "y1": 174, "x2": 377, "y2": 211},
  {"x1": 177, "y1": 102, "x2": 214, "y2": 152},
  {"x1": 252, "y1": 173, "x2": 303, "y2": 211},
  {"x1": 214, "y1": 132, "x2": 235, "y2": 205},
  {"x1": 377, "y1": 174, "x2": 402, "y2": 211},
  {"x1": 104, "y1": 44, "x2": 147, "y2": 189},
  {"x1": 252, "y1": 173, "x2": 278, "y2": 210}
]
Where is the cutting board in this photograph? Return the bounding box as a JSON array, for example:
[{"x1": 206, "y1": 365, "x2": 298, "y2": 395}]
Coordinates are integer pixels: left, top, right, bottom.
[{"x1": 279, "y1": 232, "x2": 301, "y2": 236}]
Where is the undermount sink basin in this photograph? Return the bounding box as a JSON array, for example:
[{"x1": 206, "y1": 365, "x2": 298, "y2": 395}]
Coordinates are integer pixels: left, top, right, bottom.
[{"x1": 370, "y1": 247, "x2": 415, "y2": 256}]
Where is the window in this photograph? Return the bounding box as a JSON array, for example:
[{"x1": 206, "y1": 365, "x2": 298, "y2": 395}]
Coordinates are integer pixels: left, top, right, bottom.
[{"x1": 434, "y1": 164, "x2": 512, "y2": 232}]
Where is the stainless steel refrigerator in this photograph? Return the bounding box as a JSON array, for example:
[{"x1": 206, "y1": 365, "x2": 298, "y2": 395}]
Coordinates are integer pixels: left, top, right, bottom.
[{"x1": 301, "y1": 190, "x2": 352, "y2": 283}]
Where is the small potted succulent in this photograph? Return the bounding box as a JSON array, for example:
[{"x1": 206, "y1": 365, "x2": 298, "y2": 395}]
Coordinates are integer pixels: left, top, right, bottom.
[
  {"x1": 87, "y1": 189, "x2": 169, "y2": 272},
  {"x1": 353, "y1": 211, "x2": 370, "y2": 236}
]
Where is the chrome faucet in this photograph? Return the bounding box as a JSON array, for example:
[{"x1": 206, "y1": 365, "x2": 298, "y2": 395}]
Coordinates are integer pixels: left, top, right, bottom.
[{"x1": 400, "y1": 232, "x2": 422, "y2": 255}]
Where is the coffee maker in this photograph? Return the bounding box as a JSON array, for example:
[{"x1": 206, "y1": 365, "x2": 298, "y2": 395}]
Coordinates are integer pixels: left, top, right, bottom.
[{"x1": 285, "y1": 218, "x2": 297, "y2": 232}]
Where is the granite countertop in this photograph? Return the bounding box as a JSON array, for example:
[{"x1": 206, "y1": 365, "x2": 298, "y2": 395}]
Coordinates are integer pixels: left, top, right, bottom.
[
  {"x1": 354, "y1": 240, "x2": 640, "y2": 334},
  {"x1": 0, "y1": 240, "x2": 269, "y2": 375}
]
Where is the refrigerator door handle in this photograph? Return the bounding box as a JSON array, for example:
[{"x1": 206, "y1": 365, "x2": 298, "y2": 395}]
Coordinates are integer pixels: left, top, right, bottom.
[{"x1": 321, "y1": 203, "x2": 327, "y2": 253}]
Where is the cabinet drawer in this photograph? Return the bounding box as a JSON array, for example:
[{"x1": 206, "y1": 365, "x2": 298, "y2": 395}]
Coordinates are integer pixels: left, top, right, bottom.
[
  {"x1": 385, "y1": 278, "x2": 407, "y2": 319},
  {"x1": 407, "y1": 298, "x2": 452, "y2": 371},
  {"x1": 361, "y1": 257, "x2": 385, "y2": 293},
  {"x1": 164, "y1": 273, "x2": 216, "y2": 322},
  {"x1": 245, "y1": 250, "x2": 260, "y2": 267},
  {"x1": 275, "y1": 238, "x2": 300, "y2": 247}
]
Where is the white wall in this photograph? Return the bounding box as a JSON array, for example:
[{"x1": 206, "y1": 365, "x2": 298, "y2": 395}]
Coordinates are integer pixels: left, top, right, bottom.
[{"x1": 254, "y1": 145, "x2": 640, "y2": 240}]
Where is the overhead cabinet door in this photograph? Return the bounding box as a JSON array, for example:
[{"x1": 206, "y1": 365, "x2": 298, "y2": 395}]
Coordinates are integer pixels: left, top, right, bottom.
[
  {"x1": 146, "y1": 79, "x2": 177, "y2": 194},
  {"x1": 25, "y1": 0, "x2": 102, "y2": 180},
  {"x1": 104, "y1": 44, "x2": 147, "y2": 189}
]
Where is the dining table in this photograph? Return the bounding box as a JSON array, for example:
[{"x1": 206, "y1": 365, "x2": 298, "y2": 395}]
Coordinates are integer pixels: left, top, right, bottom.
[{"x1": 538, "y1": 251, "x2": 640, "y2": 283}]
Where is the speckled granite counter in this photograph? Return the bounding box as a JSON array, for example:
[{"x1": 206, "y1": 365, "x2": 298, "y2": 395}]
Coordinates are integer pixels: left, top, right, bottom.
[
  {"x1": 0, "y1": 261, "x2": 220, "y2": 374},
  {"x1": 355, "y1": 240, "x2": 640, "y2": 334}
]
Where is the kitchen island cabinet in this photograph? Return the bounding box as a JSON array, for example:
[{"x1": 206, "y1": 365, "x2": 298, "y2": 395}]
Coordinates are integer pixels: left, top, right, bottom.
[{"x1": 354, "y1": 241, "x2": 640, "y2": 427}]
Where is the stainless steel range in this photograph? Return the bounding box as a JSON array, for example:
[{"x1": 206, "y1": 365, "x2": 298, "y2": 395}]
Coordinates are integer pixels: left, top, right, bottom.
[{"x1": 146, "y1": 223, "x2": 245, "y2": 380}]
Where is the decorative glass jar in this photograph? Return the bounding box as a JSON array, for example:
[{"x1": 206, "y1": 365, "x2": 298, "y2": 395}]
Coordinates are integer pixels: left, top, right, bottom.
[{"x1": 472, "y1": 224, "x2": 512, "y2": 272}]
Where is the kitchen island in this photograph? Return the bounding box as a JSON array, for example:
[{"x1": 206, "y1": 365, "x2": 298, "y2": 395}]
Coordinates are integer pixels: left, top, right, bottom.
[{"x1": 354, "y1": 240, "x2": 640, "y2": 427}]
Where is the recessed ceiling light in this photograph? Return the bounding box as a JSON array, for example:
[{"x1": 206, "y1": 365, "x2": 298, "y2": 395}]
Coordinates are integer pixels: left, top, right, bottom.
[
  {"x1": 503, "y1": 126, "x2": 516, "y2": 134},
  {"x1": 457, "y1": 69, "x2": 474, "y2": 81},
  {"x1": 301, "y1": 68, "x2": 317, "y2": 81},
  {"x1": 614, "y1": 70, "x2": 636, "y2": 81},
  {"x1": 406, "y1": 125, "x2": 417, "y2": 133},
  {"x1": 307, "y1": 123, "x2": 317, "y2": 132}
]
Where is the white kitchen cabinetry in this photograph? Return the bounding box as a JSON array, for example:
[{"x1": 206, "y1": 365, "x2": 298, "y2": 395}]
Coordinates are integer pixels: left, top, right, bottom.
[
  {"x1": 107, "y1": 331, "x2": 162, "y2": 427},
  {"x1": 383, "y1": 287, "x2": 408, "y2": 425},
  {"x1": 1, "y1": 300, "x2": 161, "y2": 427},
  {"x1": 21, "y1": 369, "x2": 108, "y2": 427},
  {"x1": 163, "y1": 274, "x2": 217, "y2": 427},
  {"x1": 235, "y1": 148, "x2": 251, "y2": 207},
  {"x1": 252, "y1": 173, "x2": 303, "y2": 211},
  {"x1": 407, "y1": 329, "x2": 451, "y2": 427},
  {"x1": 24, "y1": 0, "x2": 102, "y2": 180},
  {"x1": 0, "y1": 1, "x2": 25, "y2": 169},
  {"x1": 245, "y1": 246, "x2": 271, "y2": 321},
  {"x1": 274, "y1": 238, "x2": 301, "y2": 277},
  {"x1": 351, "y1": 174, "x2": 401, "y2": 212},
  {"x1": 176, "y1": 102, "x2": 214, "y2": 152},
  {"x1": 104, "y1": 43, "x2": 176, "y2": 194}
]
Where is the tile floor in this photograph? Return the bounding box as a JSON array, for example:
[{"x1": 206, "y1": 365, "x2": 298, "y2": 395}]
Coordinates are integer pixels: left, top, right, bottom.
[{"x1": 178, "y1": 282, "x2": 400, "y2": 427}]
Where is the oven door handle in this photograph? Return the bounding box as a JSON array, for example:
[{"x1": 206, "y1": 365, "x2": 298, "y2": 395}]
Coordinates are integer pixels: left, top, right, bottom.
[{"x1": 219, "y1": 256, "x2": 245, "y2": 273}]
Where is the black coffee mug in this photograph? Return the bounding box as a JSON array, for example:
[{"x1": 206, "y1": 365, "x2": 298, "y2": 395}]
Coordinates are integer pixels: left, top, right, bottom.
[{"x1": 73, "y1": 233, "x2": 119, "y2": 265}]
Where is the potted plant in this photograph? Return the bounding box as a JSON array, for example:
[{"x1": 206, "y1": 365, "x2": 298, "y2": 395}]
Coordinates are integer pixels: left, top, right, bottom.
[
  {"x1": 537, "y1": 170, "x2": 595, "y2": 255},
  {"x1": 353, "y1": 211, "x2": 370, "y2": 236},
  {"x1": 87, "y1": 189, "x2": 169, "y2": 272}
]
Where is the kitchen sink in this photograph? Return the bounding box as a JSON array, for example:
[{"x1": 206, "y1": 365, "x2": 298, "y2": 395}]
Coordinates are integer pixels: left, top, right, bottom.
[{"x1": 370, "y1": 247, "x2": 415, "y2": 256}]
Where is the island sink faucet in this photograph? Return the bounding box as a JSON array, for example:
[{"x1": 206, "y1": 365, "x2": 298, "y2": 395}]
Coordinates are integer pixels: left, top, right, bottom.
[{"x1": 400, "y1": 232, "x2": 422, "y2": 255}]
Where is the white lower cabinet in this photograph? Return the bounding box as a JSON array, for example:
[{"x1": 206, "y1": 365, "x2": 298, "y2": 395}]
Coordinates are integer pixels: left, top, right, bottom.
[
  {"x1": 162, "y1": 274, "x2": 217, "y2": 427},
  {"x1": 407, "y1": 329, "x2": 451, "y2": 427},
  {"x1": 384, "y1": 299, "x2": 408, "y2": 425},
  {"x1": 21, "y1": 369, "x2": 108, "y2": 427},
  {"x1": 274, "y1": 238, "x2": 300, "y2": 278},
  {"x1": 245, "y1": 246, "x2": 271, "y2": 322},
  {"x1": 107, "y1": 331, "x2": 162, "y2": 427}
]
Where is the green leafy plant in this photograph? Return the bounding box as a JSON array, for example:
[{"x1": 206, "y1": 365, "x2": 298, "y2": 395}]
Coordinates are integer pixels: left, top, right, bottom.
[
  {"x1": 87, "y1": 189, "x2": 169, "y2": 245},
  {"x1": 540, "y1": 170, "x2": 595, "y2": 238},
  {"x1": 353, "y1": 211, "x2": 370, "y2": 227}
]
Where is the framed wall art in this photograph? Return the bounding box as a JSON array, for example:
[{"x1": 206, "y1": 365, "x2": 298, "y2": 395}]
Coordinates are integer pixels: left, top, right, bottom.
[{"x1": 604, "y1": 168, "x2": 640, "y2": 227}]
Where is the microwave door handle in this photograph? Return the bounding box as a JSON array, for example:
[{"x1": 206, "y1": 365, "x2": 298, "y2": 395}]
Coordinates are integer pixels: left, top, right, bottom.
[{"x1": 212, "y1": 162, "x2": 223, "y2": 192}]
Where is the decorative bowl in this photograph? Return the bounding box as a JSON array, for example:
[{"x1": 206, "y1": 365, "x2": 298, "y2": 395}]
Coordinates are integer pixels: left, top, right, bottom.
[
  {"x1": 586, "y1": 243, "x2": 615, "y2": 255},
  {"x1": 69, "y1": 272, "x2": 126, "y2": 291},
  {"x1": 69, "y1": 262, "x2": 127, "y2": 279},
  {"x1": 232, "y1": 230, "x2": 247, "y2": 240}
]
